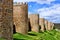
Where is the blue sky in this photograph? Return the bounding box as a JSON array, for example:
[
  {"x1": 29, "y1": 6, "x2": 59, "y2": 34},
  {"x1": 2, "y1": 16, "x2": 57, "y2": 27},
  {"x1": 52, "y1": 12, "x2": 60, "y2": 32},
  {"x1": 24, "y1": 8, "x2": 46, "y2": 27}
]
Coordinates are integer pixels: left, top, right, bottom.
[{"x1": 14, "y1": 0, "x2": 60, "y2": 23}]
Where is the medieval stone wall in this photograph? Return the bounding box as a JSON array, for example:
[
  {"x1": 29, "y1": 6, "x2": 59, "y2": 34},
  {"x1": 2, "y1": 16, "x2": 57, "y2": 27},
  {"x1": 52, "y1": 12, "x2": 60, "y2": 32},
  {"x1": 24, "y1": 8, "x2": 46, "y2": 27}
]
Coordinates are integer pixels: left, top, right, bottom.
[
  {"x1": 50, "y1": 22, "x2": 54, "y2": 30},
  {"x1": 45, "y1": 20, "x2": 54, "y2": 30},
  {"x1": 45, "y1": 20, "x2": 48, "y2": 30},
  {"x1": 48, "y1": 22, "x2": 52, "y2": 30},
  {"x1": 29, "y1": 14, "x2": 39, "y2": 32},
  {"x1": 0, "y1": 0, "x2": 13, "y2": 40},
  {"x1": 13, "y1": 2, "x2": 28, "y2": 34},
  {"x1": 39, "y1": 18, "x2": 45, "y2": 32}
]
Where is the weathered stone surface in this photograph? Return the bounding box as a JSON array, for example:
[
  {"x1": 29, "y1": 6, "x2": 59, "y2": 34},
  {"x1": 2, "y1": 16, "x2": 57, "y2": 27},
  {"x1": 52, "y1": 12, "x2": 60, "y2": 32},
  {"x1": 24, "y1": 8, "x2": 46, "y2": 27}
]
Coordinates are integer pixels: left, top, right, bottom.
[
  {"x1": 45, "y1": 20, "x2": 48, "y2": 30},
  {"x1": 0, "y1": 0, "x2": 13, "y2": 40},
  {"x1": 39, "y1": 18, "x2": 45, "y2": 32},
  {"x1": 48, "y1": 22, "x2": 54, "y2": 30},
  {"x1": 50, "y1": 22, "x2": 54, "y2": 30},
  {"x1": 29, "y1": 14, "x2": 39, "y2": 32},
  {"x1": 13, "y1": 2, "x2": 28, "y2": 34},
  {"x1": 48, "y1": 22, "x2": 51, "y2": 30}
]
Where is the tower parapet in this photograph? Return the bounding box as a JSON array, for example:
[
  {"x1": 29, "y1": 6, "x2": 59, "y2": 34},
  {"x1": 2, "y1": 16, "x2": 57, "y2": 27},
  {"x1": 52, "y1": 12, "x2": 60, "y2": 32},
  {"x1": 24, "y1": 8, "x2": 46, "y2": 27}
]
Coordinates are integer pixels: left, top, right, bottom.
[{"x1": 13, "y1": 2, "x2": 28, "y2": 5}]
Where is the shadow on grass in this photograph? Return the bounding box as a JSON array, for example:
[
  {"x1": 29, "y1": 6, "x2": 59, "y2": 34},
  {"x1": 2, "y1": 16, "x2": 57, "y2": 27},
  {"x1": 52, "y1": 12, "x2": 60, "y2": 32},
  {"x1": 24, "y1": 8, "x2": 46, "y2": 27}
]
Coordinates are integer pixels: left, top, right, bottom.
[
  {"x1": 13, "y1": 38, "x2": 26, "y2": 40},
  {"x1": 28, "y1": 33, "x2": 37, "y2": 36}
]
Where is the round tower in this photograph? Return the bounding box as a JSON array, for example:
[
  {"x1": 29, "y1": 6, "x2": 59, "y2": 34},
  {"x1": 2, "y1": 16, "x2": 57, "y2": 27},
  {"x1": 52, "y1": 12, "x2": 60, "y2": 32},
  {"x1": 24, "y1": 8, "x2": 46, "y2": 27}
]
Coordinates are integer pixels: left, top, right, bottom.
[
  {"x1": 29, "y1": 14, "x2": 39, "y2": 32},
  {"x1": 48, "y1": 21, "x2": 51, "y2": 30},
  {"x1": 39, "y1": 18, "x2": 45, "y2": 32},
  {"x1": 13, "y1": 2, "x2": 28, "y2": 34},
  {"x1": 45, "y1": 20, "x2": 48, "y2": 30},
  {"x1": 50, "y1": 22, "x2": 54, "y2": 30}
]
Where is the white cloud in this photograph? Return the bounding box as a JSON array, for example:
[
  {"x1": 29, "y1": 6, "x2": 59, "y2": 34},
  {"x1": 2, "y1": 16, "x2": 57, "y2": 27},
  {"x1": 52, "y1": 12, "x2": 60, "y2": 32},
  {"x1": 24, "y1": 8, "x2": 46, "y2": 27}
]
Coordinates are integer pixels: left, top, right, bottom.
[
  {"x1": 14, "y1": 0, "x2": 55, "y2": 4},
  {"x1": 38, "y1": 4, "x2": 60, "y2": 17},
  {"x1": 36, "y1": 0, "x2": 55, "y2": 4},
  {"x1": 14, "y1": 0, "x2": 35, "y2": 2},
  {"x1": 38, "y1": 4, "x2": 60, "y2": 23},
  {"x1": 28, "y1": 12, "x2": 33, "y2": 14}
]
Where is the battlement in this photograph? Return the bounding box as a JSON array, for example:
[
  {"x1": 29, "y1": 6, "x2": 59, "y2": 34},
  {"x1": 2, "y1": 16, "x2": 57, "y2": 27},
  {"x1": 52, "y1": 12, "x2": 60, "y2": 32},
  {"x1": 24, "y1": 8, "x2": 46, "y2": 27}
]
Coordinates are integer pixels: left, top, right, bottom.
[
  {"x1": 29, "y1": 14, "x2": 39, "y2": 16},
  {"x1": 13, "y1": 2, "x2": 28, "y2": 5}
]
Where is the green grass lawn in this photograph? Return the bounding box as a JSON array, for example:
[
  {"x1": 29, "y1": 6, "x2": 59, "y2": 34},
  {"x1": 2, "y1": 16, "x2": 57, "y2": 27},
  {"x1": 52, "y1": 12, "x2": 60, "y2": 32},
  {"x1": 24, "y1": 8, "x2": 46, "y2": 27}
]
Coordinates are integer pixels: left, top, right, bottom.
[
  {"x1": 13, "y1": 30, "x2": 60, "y2": 40},
  {"x1": 0, "y1": 38, "x2": 6, "y2": 40}
]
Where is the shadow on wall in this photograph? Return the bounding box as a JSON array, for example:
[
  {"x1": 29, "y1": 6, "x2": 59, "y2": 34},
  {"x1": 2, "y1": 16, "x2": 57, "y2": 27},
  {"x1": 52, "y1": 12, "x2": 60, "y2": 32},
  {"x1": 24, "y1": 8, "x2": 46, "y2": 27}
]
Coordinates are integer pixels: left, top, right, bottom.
[
  {"x1": 39, "y1": 25, "x2": 46, "y2": 31},
  {"x1": 28, "y1": 21, "x2": 31, "y2": 32},
  {"x1": 44, "y1": 25, "x2": 46, "y2": 30},
  {"x1": 13, "y1": 24, "x2": 16, "y2": 34},
  {"x1": 13, "y1": 21, "x2": 32, "y2": 33},
  {"x1": 39, "y1": 25, "x2": 41, "y2": 31}
]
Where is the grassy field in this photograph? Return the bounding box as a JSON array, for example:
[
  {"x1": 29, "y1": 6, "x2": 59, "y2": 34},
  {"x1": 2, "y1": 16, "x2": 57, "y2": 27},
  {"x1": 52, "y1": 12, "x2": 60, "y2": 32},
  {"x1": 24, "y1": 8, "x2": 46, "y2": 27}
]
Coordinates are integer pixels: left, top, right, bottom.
[
  {"x1": 0, "y1": 38, "x2": 5, "y2": 40},
  {"x1": 13, "y1": 30, "x2": 60, "y2": 40}
]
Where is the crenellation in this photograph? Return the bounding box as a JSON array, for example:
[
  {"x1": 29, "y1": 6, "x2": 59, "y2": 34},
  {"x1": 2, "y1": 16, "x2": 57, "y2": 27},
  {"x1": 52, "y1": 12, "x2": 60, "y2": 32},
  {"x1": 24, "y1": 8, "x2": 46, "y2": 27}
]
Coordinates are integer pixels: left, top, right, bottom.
[
  {"x1": 13, "y1": 2, "x2": 27, "y2": 5},
  {"x1": 0, "y1": 0, "x2": 58, "y2": 40}
]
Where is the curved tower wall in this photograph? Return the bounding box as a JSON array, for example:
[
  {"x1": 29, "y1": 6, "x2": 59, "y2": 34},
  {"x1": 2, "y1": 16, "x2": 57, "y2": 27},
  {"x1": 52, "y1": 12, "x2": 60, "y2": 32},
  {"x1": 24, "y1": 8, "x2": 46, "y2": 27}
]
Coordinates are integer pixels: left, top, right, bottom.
[
  {"x1": 13, "y1": 2, "x2": 28, "y2": 34},
  {"x1": 48, "y1": 22, "x2": 51, "y2": 30},
  {"x1": 50, "y1": 22, "x2": 54, "y2": 30},
  {"x1": 45, "y1": 20, "x2": 48, "y2": 30},
  {"x1": 29, "y1": 14, "x2": 39, "y2": 32},
  {"x1": 0, "y1": 0, "x2": 13, "y2": 40},
  {"x1": 39, "y1": 18, "x2": 45, "y2": 32}
]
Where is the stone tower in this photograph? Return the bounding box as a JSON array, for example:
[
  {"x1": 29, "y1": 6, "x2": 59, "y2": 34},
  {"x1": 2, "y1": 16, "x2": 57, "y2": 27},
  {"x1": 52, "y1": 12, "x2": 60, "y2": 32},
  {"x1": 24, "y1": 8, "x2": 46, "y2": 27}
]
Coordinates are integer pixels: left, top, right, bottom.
[
  {"x1": 50, "y1": 22, "x2": 54, "y2": 30},
  {"x1": 0, "y1": 0, "x2": 13, "y2": 40},
  {"x1": 29, "y1": 14, "x2": 39, "y2": 32},
  {"x1": 39, "y1": 18, "x2": 45, "y2": 32},
  {"x1": 45, "y1": 20, "x2": 48, "y2": 30},
  {"x1": 48, "y1": 21, "x2": 51, "y2": 30},
  {"x1": 13, "y1": 2, "x2": 28, "y2": 34}
]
